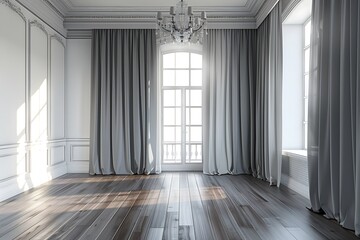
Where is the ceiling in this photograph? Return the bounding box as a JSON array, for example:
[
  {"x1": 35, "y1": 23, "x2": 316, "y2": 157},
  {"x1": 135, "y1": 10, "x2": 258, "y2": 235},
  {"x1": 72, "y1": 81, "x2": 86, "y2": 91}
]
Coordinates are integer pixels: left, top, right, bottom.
[
  {"x1": 46, "y1": 0, "x2": 262, "y2": 16},
  {"x1": 41, "y1": 0, "x2": 278, "y2": 31}
]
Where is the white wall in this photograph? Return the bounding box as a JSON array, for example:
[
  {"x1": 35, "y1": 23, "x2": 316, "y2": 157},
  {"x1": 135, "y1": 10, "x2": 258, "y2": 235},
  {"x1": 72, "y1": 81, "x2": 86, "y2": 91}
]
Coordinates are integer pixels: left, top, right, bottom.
[
  {"x1": 282, "y1": 24, "x2": 303, "y2": 150},
  {"x1": 65, "y1": 39, "x2": 92, "y2": 173},
  {"x1": 282, "y1": 152, "x2": 309, "y2": 198},
  {"x1": 0, "y1": 0, "x2": 66, "y2": 202}
]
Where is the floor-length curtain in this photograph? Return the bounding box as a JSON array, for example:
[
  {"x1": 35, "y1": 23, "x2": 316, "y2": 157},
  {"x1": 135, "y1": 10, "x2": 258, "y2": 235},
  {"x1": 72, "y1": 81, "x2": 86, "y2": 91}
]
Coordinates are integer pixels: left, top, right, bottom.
[
  {"x1": 203, "y1": 29, "x2": 257, "y2": 175},
  {"x1": 308, "y1": 0, "x2": 360, "y2": 236},
  {"x1": 255, "y1": 2, "x2": 283, "y2": 186},
  {"x1": 90, "y1": 29, "x2": 159, "y2": 175}
]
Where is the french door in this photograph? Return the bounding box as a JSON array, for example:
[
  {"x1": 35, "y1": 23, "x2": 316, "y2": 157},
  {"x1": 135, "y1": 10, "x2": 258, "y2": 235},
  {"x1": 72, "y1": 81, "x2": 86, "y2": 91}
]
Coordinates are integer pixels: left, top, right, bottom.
[{"x1": 161, "y1": 51, "x2": 203, "y2": 171}]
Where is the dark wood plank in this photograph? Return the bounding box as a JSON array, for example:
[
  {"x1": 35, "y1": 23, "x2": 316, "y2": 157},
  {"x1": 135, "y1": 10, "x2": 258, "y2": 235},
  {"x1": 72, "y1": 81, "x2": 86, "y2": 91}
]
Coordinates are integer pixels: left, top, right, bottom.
[
  {"x1": 0, "y1": 173, "x2": 357, "y2": 240},
  {"x1": 187, "y1": 173, "x2": 214, "y2": 240}
]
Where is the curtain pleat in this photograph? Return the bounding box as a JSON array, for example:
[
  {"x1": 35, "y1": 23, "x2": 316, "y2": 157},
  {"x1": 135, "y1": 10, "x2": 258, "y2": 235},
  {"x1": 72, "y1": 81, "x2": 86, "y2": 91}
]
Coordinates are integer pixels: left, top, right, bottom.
[
  {"x1": 90, "y1": 29, "x2": 158, "y2": 175},
  {"x1": 202, "y1": 29, "x2": 257, "y2": 175},
  {"x1": 255, "y1": 2, "x2": 283, "y2": 186},
  {"x1": 202, "y1": 3, "x2": 283, "y2": 185},
  {"x1": 308, "y1": 0, "x2": 360, "y2": 236}
]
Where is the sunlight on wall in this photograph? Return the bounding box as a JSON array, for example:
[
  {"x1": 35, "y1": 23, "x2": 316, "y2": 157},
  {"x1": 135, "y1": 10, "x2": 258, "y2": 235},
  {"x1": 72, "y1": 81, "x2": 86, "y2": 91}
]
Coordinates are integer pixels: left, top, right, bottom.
[
  {"x1": 31, "y1": 79, "x2": 48, "y2": 142},
  {"x1": 30, "y1": 78, "x2": 49, "y2": 185}
]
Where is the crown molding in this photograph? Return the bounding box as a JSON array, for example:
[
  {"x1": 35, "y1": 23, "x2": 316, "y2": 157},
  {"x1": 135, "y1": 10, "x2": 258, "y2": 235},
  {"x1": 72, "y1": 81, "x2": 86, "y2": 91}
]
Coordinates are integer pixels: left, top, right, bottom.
[
  {"x1": 255, "y1": 0, "x2": 279, "y2": 28},
  {"x1": 67, "y1": 29, "x2": 92, "y2": 39},
  {"x1": 16, "y1": 0, "x2": 66, "y2": 36},
  {"x1": 16, "y1": 0, "x2": 279, "y2": 37},
  {"x1": 64, "y1": 15, "x2": 257, "y2": 31},
  {"x1": 282, "y1": 0, "x2": 301, "y2": 22},
  {"x1": 46, "y1": 0, "x2": 268, "y2": 31}
]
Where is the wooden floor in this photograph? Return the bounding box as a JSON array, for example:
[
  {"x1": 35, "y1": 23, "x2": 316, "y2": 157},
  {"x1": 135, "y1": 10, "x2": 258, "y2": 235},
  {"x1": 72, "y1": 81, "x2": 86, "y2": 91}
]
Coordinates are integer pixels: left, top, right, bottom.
[{"x1": 0, "y1": 173, "x2": 356, "y2": 240}]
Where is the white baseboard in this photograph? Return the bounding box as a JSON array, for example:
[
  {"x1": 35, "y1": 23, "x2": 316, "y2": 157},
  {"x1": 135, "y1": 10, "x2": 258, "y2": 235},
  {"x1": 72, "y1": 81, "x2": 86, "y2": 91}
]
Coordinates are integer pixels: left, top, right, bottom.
[
  {"x1": 0, "y1": 162, "x2": 67, "y2": 202},
  {"x1": 281, "y1": 174, "x2": 309, "y2": 199},
  {"x1": 67, "y1": 161, "x2": 89, "y2": 173}
]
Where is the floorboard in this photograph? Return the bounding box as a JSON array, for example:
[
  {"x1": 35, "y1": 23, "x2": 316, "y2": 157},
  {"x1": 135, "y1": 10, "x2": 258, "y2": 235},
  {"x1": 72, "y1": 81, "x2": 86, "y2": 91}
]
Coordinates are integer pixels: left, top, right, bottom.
[{"x1": 0, "y1": 173, "x2": 356, "y2": 240}]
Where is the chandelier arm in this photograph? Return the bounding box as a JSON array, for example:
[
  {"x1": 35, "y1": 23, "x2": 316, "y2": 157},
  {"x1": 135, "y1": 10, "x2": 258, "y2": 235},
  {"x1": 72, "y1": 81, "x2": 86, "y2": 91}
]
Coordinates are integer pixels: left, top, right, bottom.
[
  {"x1": 191, "y1": 22, "x2": 205, "y2": 32},
  {"x1": 158, "y1": 23, "x2": 172, "y2": 33}
]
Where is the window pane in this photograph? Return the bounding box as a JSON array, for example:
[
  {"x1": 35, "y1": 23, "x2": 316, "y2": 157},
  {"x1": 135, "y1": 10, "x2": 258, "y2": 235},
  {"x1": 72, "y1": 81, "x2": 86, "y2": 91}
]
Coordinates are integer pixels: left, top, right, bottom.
[
  {"x1": 305, "y1": 21, "x2": 311, "y2": 46},
  {"x1": 163, "y1": 127, "x2": 175, "y2": 142},
  {"x1": 305, "y1": 98, "x2": 308, "y2": 122},
  {"x1": 163, "y1": 70, "x2": 175, "y2": 86},
  {"x1": 163, "y1": 108, "x2": 175, "y2": 125},
  {"x1": 163, "y1": 53, "x2": 175, "y2": 68},
  {"x1": 163, "y1": 108, "x2": 181, "y2": 125},
  {"x1": 186, "y1": 90, "x2": 202, "y2": 106},
  {"x1": 176, "y1": 52, "x2": 189, "y2": 68},
  {"x1": 163, "y1": 90, "x2": 175, "y2": 106},
  {"x1": 191, "y1": 108, "x2": 202, "y2": 125},
  {"x1": 176, "y1": 70, "x2": 189, "y2": 86},
  {"x1": 191, "y1": 90, "x2": 202, "y2": 106},
  {"x1": 304, "y1": 48, "x2": 310, "y2": 73},
  {"x1": 190, "y1": 126, "x2": 202, "y2": 142},
  {"x1": 186, "y1": 108, "x2": 202, "y2": 125},
  {"x1": 175, "y1": 126, "x2": 181, "y2": 142},
  {"x1": 304, "y1": 74, "x2": 309, "y2": 97},
  {"x1": 191, "y1": 53, "x2": 202, "y2": 68},
  {"x1": 191, "y1": 70, "x2": 202, "y2": 86},
  {"x1": 175, "y1": 89, "x2": 181, "y2": 106},
  {"x1": 186, "y1": 108, "x2": 190, "y2": 125}
]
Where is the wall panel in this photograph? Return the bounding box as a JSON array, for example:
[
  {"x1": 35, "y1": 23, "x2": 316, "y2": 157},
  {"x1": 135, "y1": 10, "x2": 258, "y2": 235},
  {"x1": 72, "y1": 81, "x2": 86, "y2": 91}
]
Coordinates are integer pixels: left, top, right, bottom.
[
  {"x1": 0, "y1": 3, "x2": 26, "y2": 145},
  {"x1": 30, "y1": 23, "x2": 48, "y2": 143},
  {"x1": 50, "y1": 37, "x2": 65, "y2": 139}
]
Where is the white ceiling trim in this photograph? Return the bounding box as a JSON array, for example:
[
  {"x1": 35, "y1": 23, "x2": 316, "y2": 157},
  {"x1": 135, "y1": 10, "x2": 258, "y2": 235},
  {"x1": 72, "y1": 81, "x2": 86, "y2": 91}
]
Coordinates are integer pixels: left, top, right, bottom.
[
  {"x1": 255, "y1": 0, "x2": 278, "y2": 27},
  {"x1": 16, "y1": 0, "x2": 279, "y2": 36},
  {"x1": 64, "y1": 15, "x2": 257, "y2": 31}
]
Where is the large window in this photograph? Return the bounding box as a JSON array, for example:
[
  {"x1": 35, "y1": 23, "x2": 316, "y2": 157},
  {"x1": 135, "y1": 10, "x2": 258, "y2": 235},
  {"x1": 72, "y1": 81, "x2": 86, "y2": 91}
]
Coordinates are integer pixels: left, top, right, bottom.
[
  {"x1": 161, "y1": 51, "x2": 203, "y2": 168},
  {"x1": 303, "y1": 19, "x2": 311, "y2": 149}
]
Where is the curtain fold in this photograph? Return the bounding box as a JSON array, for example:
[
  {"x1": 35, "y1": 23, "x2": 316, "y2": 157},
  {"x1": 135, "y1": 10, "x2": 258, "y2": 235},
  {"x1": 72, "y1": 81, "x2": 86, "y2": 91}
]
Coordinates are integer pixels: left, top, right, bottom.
[
  {"x1": 202, "y1": 29, "x2": 257, "y2": 175},
  {"x1": 202, "y1": 3, "x2": 283, "y2": 185},
  {"x1": 90, "y1": 29, "x2": 159, "y2": 175},
  {"x1": 308, "y1": 0, "x2": 360, "y2": 236},
  {"x1": 255, "y1": 2, "x2": 283, "y2": 186}
]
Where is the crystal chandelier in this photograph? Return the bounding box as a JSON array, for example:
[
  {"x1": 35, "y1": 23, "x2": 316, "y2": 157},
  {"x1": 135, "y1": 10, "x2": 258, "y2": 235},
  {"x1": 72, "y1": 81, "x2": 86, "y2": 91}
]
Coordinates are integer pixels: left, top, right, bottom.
[{"x1": 156, "y1": 0, "x2": 207, "y2": 44}]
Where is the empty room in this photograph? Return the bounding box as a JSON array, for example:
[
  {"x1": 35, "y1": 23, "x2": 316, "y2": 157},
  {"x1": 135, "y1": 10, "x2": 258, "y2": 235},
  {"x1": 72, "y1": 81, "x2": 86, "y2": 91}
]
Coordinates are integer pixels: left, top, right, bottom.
[{"x1": 0, "y1": 0, "x2": 359, "y2": 239}]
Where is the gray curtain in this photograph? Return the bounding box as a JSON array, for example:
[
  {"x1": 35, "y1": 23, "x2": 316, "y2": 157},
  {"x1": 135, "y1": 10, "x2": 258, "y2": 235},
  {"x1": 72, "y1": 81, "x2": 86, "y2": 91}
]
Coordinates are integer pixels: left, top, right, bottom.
[
  {"x1": 202, "y1": 29, "x2": 257, "y2": 175},
  {"x1": 308, "y1": 0, "x2": 360, "y2": 236},
  {"x1": 90, "y1": 29, "x2": 159, "y2": 175},
  {"x1": 202, "y1": 3, "x2": 283, "y2": 184},
  {"x1": 255, "y1": 2, "x2": 283, "y2": 186}
]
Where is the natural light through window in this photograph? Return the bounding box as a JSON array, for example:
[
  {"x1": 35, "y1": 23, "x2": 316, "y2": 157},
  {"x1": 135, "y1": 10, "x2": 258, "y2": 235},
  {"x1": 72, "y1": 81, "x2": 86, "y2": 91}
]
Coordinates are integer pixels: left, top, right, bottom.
[
  {"x1": 162, "y1": 52, "x2": 202, "y2": 165},
  {"x1": 304, "y1": 19, "x2": 311, "y2": 149}
]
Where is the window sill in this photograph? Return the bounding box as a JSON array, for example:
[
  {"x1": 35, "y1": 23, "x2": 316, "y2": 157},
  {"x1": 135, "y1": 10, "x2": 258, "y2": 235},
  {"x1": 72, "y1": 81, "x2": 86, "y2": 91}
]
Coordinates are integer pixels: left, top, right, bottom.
[{"x1": 282, "y1": 150, "x2": 307, "y2": 161}]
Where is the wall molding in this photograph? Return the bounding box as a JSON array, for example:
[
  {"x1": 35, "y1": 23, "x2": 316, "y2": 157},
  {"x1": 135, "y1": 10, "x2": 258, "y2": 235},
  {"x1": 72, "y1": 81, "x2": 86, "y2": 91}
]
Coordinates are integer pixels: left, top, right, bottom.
[
  {"x1": 50, "y1": 34, "x2": 66, "y2": 48},
  {"x1": 15, "y1": 0, "x2": 66, "y2": 37},
  {"x1": 1, "y1": 0, "x2": 26, "y2": 21},
  {"x1": 255, "y1": 0, "x2": 278, "y2": 28},
  {"x1": 30, "y1": 19, "x2": 48, "y2": 35},
  {"x1": 0, "y1": 162, "x2": 66, "y2": 202}
]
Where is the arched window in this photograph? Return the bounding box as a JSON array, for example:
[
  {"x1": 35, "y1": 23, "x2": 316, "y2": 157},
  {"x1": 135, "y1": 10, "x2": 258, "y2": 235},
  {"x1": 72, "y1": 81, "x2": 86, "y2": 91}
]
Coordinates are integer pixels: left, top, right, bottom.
[{"x1": 159, "y1": 45, "x2": 203, "y2": 171}]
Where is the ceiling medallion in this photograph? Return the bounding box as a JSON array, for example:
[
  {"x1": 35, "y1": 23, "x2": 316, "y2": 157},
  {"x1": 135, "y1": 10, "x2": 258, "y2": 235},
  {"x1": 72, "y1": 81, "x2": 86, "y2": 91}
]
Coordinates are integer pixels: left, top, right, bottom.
[{"x1": 156, "y1": 0, "x2": 207, "y2": 44}]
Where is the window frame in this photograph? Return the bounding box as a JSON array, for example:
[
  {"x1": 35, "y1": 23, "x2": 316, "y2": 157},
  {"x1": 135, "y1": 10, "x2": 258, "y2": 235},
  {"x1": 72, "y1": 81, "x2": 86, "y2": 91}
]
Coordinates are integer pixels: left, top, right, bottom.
[
  {"x1": 303, "y1": 17, "x2": 311, "y2": 149},
  {"x1": 158, "y1": 44, "x2": 203, "y2": 171}
]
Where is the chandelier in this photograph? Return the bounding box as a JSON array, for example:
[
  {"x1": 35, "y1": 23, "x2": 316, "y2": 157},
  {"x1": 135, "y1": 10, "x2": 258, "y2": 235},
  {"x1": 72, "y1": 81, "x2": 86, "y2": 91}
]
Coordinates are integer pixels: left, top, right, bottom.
[{"x1": 156, "y1": 0, "x2": 207, "y2": 44}]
